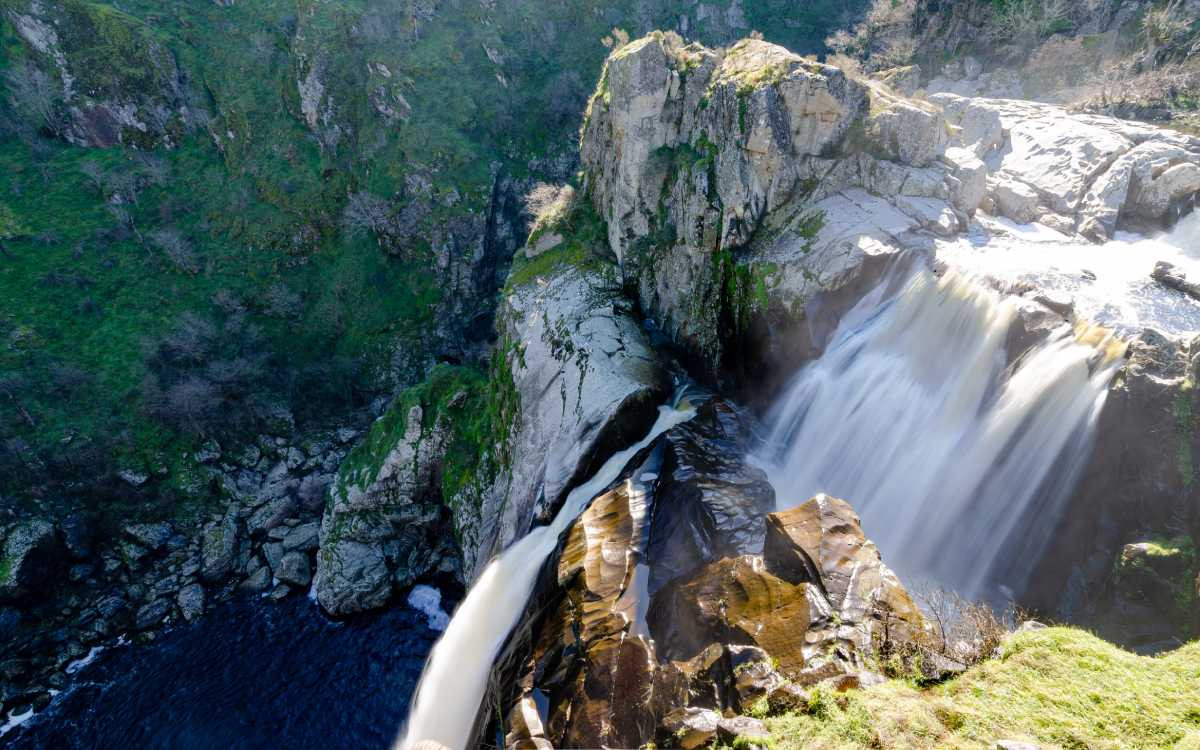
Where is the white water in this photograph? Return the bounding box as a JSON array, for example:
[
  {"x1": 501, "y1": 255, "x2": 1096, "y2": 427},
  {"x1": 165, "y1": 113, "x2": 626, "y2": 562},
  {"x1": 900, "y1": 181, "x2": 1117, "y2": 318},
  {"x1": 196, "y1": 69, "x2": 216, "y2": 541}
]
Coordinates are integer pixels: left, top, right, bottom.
[
  {"x1": 398, "y1": 397, "x2": 696, "y2": 750},
  {"x1": 405, "y1": 585, "x2": 450, "y2": 632},
  {"x1": 938, "y1": 211, "x2": 1200, "y2": 336},
  {"x1": 757, "y1": 269, "x2": 1120, "y2": 599}
]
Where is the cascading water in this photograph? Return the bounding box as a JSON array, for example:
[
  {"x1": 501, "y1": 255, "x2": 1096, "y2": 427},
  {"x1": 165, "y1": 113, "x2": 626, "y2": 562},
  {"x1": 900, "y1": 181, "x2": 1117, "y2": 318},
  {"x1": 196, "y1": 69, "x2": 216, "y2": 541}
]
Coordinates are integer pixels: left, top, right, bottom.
[
  {"x1": 398, "y1": 395, "x2": 696, "y2": 750},
  {"x1": 756, "y1": 268, "x2": 1121, "y2": 600}
]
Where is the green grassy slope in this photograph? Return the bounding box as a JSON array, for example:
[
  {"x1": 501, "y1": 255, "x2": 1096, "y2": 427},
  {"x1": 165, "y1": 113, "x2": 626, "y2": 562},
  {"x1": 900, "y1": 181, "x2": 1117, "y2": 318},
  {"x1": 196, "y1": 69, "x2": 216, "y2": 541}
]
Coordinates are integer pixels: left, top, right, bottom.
[
  {"x1": 761, "y1": 628, "x2": 1200, "y2": 750},
  {"x1": 0, "y1": 0, "x2": 865, "y2": 522}
]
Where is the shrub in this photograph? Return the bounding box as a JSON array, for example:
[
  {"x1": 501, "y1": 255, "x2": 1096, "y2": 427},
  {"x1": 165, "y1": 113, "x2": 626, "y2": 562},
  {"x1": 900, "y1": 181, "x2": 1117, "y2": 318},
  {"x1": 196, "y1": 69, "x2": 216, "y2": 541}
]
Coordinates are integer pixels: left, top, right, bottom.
[
  {"x1": 986, "y1": 0, "x2": 1072, "y2": 44},
  {"x1": 150, "y1": 227, "x2": 201, "y2": 274},
  {"x1": 1142, "y1": 0, "x2": 1200, "y2": 69}
]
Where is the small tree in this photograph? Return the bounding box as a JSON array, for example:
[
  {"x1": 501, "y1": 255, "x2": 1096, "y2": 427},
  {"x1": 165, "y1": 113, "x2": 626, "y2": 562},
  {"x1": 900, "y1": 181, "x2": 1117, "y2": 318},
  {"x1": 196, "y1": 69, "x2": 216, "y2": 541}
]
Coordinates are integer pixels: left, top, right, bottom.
[
  {"x1": 341, "y1": 191, "x2": 392, "y2": 245},
  {"x1": 150, "y1": 227, "x2": 200, "y2": 274},
  {"x1": 4, "y1": 61, "x2": 62, "y2": 138}
]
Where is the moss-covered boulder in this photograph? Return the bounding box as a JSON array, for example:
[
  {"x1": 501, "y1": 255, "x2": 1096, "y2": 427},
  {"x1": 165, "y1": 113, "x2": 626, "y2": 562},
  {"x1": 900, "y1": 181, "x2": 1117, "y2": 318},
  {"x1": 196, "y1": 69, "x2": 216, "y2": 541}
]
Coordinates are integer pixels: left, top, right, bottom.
[{"x1": 0, "y1": 520, "x2": 60, "y2": 602}]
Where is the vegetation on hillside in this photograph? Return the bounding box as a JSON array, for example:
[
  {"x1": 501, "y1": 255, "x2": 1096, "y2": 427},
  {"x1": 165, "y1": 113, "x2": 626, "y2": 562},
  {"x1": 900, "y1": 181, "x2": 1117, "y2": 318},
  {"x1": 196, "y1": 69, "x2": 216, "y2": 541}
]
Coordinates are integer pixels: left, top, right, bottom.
[
  {"x1": 759, "y1": 627, "x2": 1200, "y2": 750},
  {"x1": 0, "y1": 0, "x2": 869, "y2": 526}
]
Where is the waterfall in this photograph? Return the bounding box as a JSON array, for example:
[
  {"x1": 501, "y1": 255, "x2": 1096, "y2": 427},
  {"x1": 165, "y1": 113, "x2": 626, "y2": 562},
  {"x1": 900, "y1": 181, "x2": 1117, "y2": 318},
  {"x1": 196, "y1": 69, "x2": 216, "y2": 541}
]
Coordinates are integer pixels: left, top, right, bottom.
[
  {"x1": 756, "y1": 269, "x2": 1121, "y2": 600},
  {"x1": 398, "y1": 395, "x2": 696, "y2": 750}
]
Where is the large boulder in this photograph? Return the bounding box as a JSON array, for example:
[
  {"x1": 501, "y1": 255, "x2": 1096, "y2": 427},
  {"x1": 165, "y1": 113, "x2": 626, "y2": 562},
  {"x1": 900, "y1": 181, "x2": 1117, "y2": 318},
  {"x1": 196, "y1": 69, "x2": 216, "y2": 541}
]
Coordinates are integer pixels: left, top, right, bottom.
[
  {"x1": 764, "y1": 495, "x2": 924, "y2": 644},
  {"x1": 489, "y1": 398, "x2": 924, "y2": 748},
  {"x1": 314, "y1": 403, "x2": 456, "y2": 615},
  {"x1": 464, "y1": 243, "x2": 670, "y2": 577},
  {"x1": 0, "y1": 521, "x2": 60, "y2": 602}
]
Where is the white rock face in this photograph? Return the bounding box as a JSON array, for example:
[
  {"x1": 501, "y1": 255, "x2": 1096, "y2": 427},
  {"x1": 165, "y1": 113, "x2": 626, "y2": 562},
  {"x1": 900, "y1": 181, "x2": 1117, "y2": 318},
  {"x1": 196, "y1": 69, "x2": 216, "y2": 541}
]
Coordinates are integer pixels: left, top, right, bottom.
[
  {"x1": 931, "y1": 95, "x2": 1200, "y2": 240},
  {"x1": 469, "y1": 260, "x2": 669, "y2": 573}
]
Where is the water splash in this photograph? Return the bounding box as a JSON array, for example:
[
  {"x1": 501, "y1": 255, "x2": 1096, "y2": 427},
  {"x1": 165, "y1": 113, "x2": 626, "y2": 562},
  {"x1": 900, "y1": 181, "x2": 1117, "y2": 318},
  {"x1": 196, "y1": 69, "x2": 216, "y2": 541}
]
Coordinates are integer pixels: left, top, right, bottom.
[
  {"x1": 937, "y1": 211, "x2": 1200, "y2": 337},
  {"x1": 756, "y1": 269, "x2": 1120, "y2": 600},
  {"x1": 398, "y1": 395, "x2": 697, "y2": 750}
]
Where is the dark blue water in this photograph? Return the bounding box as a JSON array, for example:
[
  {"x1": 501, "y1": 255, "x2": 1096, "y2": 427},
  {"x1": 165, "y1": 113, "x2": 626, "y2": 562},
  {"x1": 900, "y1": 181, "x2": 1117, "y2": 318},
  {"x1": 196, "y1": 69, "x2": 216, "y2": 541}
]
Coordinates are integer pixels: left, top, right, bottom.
[{"x1": 8, "y1": 594, "x2": 445, "y2": 749}]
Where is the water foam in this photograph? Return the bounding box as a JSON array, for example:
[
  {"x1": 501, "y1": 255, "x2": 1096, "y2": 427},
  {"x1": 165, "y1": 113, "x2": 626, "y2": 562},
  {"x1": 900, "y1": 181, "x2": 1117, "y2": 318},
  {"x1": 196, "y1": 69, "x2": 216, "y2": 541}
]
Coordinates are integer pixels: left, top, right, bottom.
[{"x1": 757, "y1": 269, "x2": 1119, "y2": 599}]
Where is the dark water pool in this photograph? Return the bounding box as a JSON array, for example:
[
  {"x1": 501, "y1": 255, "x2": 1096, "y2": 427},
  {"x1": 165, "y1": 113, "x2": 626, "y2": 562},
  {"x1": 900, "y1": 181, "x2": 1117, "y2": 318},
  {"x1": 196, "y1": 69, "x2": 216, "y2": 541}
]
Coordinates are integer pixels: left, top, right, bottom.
[{"x1": 8, "y1": 593, "x2": 446, "y2": 750}]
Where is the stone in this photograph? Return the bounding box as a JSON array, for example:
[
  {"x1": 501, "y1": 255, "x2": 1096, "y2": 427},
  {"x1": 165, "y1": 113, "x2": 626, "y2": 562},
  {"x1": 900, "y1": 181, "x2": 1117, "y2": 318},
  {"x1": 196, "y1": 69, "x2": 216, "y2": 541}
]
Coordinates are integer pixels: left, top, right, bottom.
[
  {"x1": 262, "y1": 542, "x2": 285, "y2": 572},
  {"x1": 1152, "y1": 262, "x2": 1200, "y2": 302},
  {"x1": 766, "y1": 681, "x2": 810, "y2": 713},
  {"x1": 992, "y1": 742, "x2": 1043, "y2": 750},
  {"x1": 275, "y1": 551, "x2": 311, "y2": 588},
  {"x1": 123, "y1": 522, "x2": 173, "y2": 551},
  {"x1": 650, "y1": 554, "x2": 826, "y2": 675},
  {"x1": 942, "y1": 147, "x2": 987, "y2": 215},
  {"x1": 176, "y1": 583, "x2": 205, "y2": 622},
  {"x1": 729, "y1": 645, "x2": 787, "y2": 711},
  {"x1": 267, "y1": 583, "x2": 292, "y2": 602},
  {"x1": 195, "y1": 439, "x2": 222, "y2": 464},
  {"x1": 247, "y1": 496, "x2": 296, "y2": 538},
  {"x1": 763, "y1": 495, "x2": 924, "y2": 643},
  {"x1": 861, "y1": 85, "x2": 950, "y2": 167},
  {"x1": 201, "y1": 507, "x2": 241, "y2": 582},
  {"x1": 0, "y1": 521, "x2": 61, "y2": 602},
  {"x1": 235, "y1": 443, "x2": 261, "y2": 468},
  {"x1": 660, "y1": 707, "x2": 721, "y2": 750},
  {"x1": 989, "y1": 176, "x2": 1041, "y2": 224},
  {"x1": 526, "y1": 231, "x2": 562, "y2": 258},
  {"x1": 282, "y1": 522, "x2": 320, "y2": 552},
  {"x1": 118, "y1": 470, "x2": 149, "y2": 487},
  {"x1": 134, "y1": 599, "x2": 171, "y2": 630},
  {"x1": 315, "y1": 541, "x2": 390, "y2": 615},
  {"x1": 932, "y1": 93, "x2": 1004, "y2": 158},
  {"x1": 59, "y1": 514, "x2": 92, "y2": 560},
  {"x1": 297, "y1": 473, "x2": 332, "y2": 513},
  {"x1": 239, "y1": 565, "x2": 272, "y2": 593},
  {"x1": 1130, "y1": 162, "x2": 1200, "y2": 223}
]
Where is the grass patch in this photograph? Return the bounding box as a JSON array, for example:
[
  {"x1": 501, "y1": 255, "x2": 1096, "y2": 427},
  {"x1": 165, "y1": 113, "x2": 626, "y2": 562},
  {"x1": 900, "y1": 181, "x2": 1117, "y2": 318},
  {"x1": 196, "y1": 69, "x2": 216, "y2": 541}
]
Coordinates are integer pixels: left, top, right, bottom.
[{"x1": 762, "y1": 628, "x2": 1200, "y2": 749}]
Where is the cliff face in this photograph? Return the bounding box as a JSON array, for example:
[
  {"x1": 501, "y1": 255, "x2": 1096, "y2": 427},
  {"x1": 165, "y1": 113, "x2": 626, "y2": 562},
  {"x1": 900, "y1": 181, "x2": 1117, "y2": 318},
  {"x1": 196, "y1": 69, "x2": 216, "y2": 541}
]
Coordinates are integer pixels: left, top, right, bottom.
[
  {"x1": 576, "y1": 32, "x2": 1200, "y2": 631},
  {"x1": 833, "y1": 0, "x2": 1200, "y2": 133}
]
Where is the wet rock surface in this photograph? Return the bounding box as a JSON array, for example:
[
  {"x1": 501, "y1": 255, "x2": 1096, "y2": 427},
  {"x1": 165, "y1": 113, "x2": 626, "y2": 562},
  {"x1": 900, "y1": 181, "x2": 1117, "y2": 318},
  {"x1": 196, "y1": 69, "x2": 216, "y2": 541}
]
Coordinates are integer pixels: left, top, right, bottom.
[{"x1": 489, "y1": 398, "x2": 925, "y2": 748}]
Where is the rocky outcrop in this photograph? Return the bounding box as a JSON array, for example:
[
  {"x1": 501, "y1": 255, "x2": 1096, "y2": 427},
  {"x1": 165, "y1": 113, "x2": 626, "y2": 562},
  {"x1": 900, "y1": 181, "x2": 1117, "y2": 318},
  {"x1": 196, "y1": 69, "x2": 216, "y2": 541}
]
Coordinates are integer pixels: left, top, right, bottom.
[
  {"x1": 488, "y1": 398, "x2": 924, "y2": 748},
  {"x1": 581, "y1": 34, "x2": 1200, "y2": 390},
  {"x1": 0, "y1": 521, "x2": 60, "y2": 602},
  {"x1": 933, "y1": 95, "x2": 1200, "y2": 240},
  {"x1": 463, "y1": 237, "x2": 671, "y2": 578},
  {"x1": 314, "y1": 403, "x2": 458, "y2": 616},
  {"x1": 4, "y1": 0, "x2": 197, "y2": 148},
  {"x1": 579, "y1": 32, "x2": 1200, "y2": 637}
]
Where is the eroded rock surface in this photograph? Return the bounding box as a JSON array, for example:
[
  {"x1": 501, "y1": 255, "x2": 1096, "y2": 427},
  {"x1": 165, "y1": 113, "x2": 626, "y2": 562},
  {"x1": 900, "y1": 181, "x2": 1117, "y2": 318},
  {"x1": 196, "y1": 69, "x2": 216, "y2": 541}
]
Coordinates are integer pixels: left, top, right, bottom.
[
  {"x1": 464, "y1": 253, "x2": 671, "y2": 577},
  {"x1": 489, "y1": 398, "x2": 924, "y2": 749},
  {"x1": 314, "y1": 404, "x2": 457, "y2": 615}
]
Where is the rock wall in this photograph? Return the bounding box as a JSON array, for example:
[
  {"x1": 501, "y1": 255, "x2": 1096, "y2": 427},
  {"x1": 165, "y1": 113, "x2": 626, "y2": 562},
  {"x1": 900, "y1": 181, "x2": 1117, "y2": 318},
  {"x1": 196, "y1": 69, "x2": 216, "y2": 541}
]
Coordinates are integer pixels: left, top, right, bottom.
[
  {"x1": 466, "y1": 241, "x2": 671, "y2": 578},
  {"x1": 579, "y1": 32, "x2": 1200, "y2": 627}
]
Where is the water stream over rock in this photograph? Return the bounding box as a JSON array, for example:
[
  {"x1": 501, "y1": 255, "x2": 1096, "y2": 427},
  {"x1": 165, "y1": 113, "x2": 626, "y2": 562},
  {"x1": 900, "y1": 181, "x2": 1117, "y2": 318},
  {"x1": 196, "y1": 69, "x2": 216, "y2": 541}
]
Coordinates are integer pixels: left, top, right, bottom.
[
  {"x1": 398, "y1": 395, "x2": 697, "y2": 750},
  {"x1": 756, "y1": 268, "x2": 1122, "y2": 601}
]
